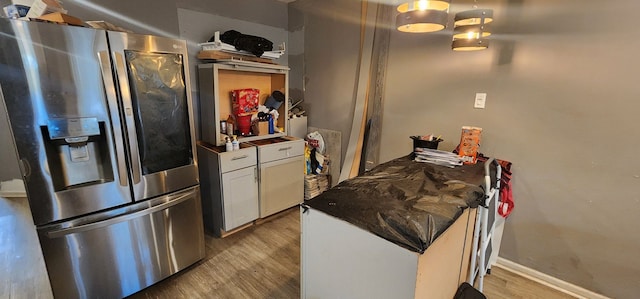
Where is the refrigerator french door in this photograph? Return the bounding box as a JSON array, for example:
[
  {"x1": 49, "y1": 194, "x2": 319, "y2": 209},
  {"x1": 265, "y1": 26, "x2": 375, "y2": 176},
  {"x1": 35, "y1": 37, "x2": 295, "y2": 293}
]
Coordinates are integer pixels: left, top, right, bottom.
[
  {"x1": 106, "y1": 31, "x2": 199, "y2": 201},
  {"x1": 0, "y1": 19, "x2": 204, "y2": 299}
]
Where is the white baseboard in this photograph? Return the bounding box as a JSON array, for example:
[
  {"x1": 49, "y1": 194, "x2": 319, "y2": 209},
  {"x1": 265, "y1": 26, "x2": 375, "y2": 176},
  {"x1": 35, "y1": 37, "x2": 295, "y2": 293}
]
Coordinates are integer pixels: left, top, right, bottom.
[
  {"x1": 0, "y1": 179, "x2": 26, "y2": 198},
  {"x1": 495, "y1": 257, "x2": 610, "y2": 299}
]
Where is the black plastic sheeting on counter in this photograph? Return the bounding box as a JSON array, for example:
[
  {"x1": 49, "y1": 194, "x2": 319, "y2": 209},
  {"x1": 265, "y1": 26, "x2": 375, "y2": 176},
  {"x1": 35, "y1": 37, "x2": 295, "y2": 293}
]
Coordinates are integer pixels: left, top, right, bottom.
[{"x1": 304, "y1": 155, "x2": 495, "y2": 254}]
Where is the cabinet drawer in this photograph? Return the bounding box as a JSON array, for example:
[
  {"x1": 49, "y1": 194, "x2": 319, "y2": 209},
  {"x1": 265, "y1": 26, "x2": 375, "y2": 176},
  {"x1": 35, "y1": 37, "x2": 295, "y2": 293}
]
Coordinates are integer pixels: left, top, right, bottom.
[
  {"x1": 219, "y1": 147, "x2": 257, "y2": 173},
  {"x1": 257, "y1": 139, "x2": 304, "y2": 163}
]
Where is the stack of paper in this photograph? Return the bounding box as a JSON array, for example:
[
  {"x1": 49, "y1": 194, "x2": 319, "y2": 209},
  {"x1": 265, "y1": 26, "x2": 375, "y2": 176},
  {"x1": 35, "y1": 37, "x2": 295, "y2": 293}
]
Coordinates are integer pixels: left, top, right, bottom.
[
  {"x1": 304, "y1": 174, "x2": 330, "y2": 200},
  {"x1": 414, "y1": 148, "x2": 464, "y2": 168},
  {"x1": 318, "y1": 175, "x2": 329, "y2": 191}
]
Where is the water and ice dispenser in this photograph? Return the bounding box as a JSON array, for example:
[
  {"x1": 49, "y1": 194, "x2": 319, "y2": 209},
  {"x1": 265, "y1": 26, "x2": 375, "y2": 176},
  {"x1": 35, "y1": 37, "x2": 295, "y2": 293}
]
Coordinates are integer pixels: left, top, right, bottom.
[{"x1": 42, "y1": 117, "x2": 114, "y2": 191}]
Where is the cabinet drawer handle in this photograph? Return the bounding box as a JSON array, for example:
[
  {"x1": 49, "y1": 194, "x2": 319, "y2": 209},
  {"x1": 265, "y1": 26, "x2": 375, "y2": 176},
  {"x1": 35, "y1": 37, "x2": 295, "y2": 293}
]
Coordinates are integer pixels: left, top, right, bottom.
[
  {"x1": 231, "y1": 155, "x2": 249, "y2": 160},
  {"x1": 278, "y1": 147, "x2": 292, "y2": 151}
]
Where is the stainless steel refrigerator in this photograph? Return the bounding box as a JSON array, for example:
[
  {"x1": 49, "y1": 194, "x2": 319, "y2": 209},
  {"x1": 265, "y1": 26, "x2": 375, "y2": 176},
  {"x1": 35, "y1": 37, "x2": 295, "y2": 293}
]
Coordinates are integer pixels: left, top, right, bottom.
[{"x1": 0, "y1": 19, "x2": 205, "y2": 298}]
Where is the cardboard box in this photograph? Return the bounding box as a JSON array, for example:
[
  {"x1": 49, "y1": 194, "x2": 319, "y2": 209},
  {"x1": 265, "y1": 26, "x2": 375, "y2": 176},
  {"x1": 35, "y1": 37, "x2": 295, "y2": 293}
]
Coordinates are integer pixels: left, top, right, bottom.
[
  {"x1": 257, "y1": 121, "x2": 270, "y2": 136},
  {"x1": 35, "y1": 12, "x2": 84, "y2": 26},
  {"x1": 26, "y1": 0, "x2": 66, "y2": 18},
  {"x1": 85, "y1": 20, "x2": 132, "y2": 33}
]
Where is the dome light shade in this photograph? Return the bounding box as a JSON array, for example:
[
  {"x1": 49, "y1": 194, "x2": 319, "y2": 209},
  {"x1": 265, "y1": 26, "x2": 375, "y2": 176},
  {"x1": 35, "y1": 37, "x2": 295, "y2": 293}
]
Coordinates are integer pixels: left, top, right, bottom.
[
  {"x1": 453, "y1": 9, "x2": 493, "y2": 26},
  {"x1": 452, "y1": 24, "x2": 491, "y2": 40},
  {"x1": 397, "y1": 0, "x2": 450, "y2": 13},
  {"x1": 452, "y1": 9, "x2": 493, "y2": 51},
  {"x1": 396, "y1": 9, "x2": 448, "y2": 33},
  {"x1": 452, "y1": 38, "x2": 489, "y2": 51}
]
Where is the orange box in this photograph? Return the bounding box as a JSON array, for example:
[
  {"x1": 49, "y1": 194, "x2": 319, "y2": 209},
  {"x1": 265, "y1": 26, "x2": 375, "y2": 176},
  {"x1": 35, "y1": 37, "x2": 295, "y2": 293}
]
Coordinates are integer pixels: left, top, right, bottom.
[{"x1": 458, "y1": 126, "x2": 482, "y2": 164}]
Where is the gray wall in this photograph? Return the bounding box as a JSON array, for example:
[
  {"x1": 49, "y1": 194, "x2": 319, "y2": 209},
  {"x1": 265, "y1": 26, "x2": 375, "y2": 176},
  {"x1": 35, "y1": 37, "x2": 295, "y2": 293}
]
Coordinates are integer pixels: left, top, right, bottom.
[
  {"x1": 290, "y1": 0, "x2": 363, "y2": 165},
  {"x1": 296, "y1": 0, "x2": 640, "y2": 298},
  {"x1": 380, "y1": 0, "x2": 639, "y2": 298},
  {"x1": 63, "y1": 0, "x2": 181, "y2": 37}
]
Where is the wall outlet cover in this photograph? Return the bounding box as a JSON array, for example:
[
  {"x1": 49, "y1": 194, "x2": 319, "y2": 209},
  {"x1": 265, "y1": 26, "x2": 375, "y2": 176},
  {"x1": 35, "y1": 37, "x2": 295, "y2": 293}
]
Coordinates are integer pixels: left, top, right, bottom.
[{"x1": 474, "y1": 93, "x2": 487, "y2": 109}]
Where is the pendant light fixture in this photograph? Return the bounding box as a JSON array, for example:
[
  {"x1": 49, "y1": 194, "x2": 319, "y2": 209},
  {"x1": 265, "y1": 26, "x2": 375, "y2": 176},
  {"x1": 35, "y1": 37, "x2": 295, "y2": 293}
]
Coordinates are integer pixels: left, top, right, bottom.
[
  {"x1": 396, "y1": 0, "x2": 451, "y2": 33},
  {"x1": 452, "y1": 2, "x2": 493, "y2": 51}
]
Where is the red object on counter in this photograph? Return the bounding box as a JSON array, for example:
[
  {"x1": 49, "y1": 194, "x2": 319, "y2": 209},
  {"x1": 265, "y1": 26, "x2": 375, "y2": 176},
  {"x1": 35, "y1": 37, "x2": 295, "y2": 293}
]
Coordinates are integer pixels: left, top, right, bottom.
[{"x1": 236, "y1": 114, "x2": 252, "y2": 136}]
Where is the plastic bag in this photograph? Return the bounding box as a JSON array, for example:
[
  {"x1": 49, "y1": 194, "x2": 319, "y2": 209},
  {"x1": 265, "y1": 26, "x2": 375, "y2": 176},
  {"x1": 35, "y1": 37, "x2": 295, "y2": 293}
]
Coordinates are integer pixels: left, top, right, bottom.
[{"x1": 306, "y1": 131, "x2": 325, "y2": 155}]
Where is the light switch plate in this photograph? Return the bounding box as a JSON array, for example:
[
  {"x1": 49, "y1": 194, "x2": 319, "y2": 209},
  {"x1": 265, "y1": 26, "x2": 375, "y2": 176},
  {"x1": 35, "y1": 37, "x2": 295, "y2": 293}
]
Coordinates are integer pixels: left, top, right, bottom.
[{"x1": 474, "y1": 93, "x2": 487, "y2": 109}]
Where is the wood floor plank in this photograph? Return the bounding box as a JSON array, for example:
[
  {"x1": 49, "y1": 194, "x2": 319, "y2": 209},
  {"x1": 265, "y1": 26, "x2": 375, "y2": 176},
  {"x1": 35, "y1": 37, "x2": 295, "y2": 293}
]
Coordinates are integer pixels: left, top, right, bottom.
[
  {"x1": 1, "y1": 197, "x2": 579, "y2": 299},
  {"x1": 482, "y1": 267, "x2": 576, "y2": 299}
]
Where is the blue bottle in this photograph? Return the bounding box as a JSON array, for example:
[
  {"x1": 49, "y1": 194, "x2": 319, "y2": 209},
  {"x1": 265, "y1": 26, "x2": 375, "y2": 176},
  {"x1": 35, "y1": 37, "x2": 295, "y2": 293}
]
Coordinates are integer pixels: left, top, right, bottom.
[{"x1": 268, "y1": 115, "x2": 275, "y2": 134}]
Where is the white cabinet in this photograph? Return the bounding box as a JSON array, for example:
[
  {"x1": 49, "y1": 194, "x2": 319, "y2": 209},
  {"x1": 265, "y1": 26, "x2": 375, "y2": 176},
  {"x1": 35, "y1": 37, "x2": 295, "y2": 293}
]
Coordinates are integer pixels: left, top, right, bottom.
[
  {"x1": 197, "y1": 143, "x2": 259, "y2": 236},
  {"x1": 301, "y1": 207, "x2": 476, "y2": 299},
  {"x1": 287, "y1": 115, "x2": 307, "y2": 139},
  {"x1": 221, "y1": 166, "x2": 258, "y2": 230},
  {"x1": 260, "y1": 156, "x2": 304, "y2": 217},
  {"x1": 197, "y1": 61, "x2": 303, "y2": 235},
  {"x1": 250, "y1": 137, "x2": 305, "y2": 218}
]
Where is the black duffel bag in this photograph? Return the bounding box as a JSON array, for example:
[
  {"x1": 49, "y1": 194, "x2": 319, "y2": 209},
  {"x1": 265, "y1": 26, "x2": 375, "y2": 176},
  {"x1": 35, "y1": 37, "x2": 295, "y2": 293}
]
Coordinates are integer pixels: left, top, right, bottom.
[{"x1": 215, "y1": 30, "x2": 273, "y2": 57}]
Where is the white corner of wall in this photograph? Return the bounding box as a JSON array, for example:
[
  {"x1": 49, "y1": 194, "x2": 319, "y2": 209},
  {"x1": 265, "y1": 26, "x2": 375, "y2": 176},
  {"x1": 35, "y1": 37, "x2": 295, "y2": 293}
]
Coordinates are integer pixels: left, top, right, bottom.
[{"x1": 494, "y1": 257, "x2": 611, "y2": 299}]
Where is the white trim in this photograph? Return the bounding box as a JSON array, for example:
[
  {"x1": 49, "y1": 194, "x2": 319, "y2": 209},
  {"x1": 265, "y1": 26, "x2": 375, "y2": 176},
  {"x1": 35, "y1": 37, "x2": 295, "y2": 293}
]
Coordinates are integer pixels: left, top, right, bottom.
[
  {"x1": 0, "y1": 179, "x2": 26, "y2": 198},
  {"x1": 495, "y1": 257, "x2": 610, "y2": 299},
  {"x1": 0, "y1": 191, "x2": 27, "y2": 198}
]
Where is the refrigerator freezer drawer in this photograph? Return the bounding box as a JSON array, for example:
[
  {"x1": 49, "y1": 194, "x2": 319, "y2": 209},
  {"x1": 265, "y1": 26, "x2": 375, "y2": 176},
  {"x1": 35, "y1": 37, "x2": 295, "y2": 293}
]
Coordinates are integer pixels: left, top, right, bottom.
[{"x1": 37, "y1": 186, "x2": 205, "y2": 299}]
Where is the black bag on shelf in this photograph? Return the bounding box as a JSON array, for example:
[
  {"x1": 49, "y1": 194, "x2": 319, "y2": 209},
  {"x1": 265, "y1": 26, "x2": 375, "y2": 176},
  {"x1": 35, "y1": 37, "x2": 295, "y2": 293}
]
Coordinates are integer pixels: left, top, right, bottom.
[
  {"x1": 453, "y1": 282, "x2": 487, "y2": 299},
  {"x1": 215, "y1": 30, "x2": 273, "y2": 57}
]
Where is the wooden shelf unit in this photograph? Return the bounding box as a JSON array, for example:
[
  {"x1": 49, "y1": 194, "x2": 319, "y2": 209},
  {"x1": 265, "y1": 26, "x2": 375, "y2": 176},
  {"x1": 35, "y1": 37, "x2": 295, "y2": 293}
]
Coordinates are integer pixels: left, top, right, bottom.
[{"x1": 198, "y1": 61, "x2": 289, "y2": 146}]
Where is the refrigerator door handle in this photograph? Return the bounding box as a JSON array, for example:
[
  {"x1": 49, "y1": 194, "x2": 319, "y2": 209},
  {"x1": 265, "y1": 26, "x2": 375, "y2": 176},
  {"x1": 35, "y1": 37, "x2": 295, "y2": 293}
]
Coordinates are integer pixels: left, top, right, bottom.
[
  {"x1": 19, "y1": 158, "x2": 31, "y2": 180},
  {"x1": 113, "y1": 52, "x2": 142, "y2": 184},
  {"x1": 98, "y1": 51, "x2": 128, "y2": 187},
  {"x1": 46, "y1": 187, "x2": 196, "y2": 238},
  {"x1": 1, "y1": 86, "x2": 31, "y2": 181}
]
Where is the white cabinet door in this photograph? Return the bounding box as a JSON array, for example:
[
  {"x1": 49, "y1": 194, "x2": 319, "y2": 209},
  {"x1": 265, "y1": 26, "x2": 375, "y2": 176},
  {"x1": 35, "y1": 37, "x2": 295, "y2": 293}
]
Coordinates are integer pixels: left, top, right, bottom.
[
  {"x1": 259, "y1": 155, "x2": 304, "y2": 217},
  {"x1": 221, "y1": 166, "x2": 259, "y2": 231}
]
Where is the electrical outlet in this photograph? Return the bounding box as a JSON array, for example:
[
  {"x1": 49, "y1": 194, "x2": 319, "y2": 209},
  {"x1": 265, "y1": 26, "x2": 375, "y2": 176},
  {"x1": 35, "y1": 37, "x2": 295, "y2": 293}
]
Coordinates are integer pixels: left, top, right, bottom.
[{"x1": 474, "y1": 93, "x2": 487, "y2": 109}]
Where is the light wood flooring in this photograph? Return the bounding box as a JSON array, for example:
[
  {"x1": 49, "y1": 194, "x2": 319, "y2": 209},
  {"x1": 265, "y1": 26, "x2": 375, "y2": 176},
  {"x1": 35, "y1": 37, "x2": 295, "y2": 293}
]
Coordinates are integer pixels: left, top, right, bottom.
[
  {"x1": 1, "y1": 196, "x2": 575, "y2": 299},
  {"x1": 0, "y1": 196, "x2": 52, "y2": 299}
]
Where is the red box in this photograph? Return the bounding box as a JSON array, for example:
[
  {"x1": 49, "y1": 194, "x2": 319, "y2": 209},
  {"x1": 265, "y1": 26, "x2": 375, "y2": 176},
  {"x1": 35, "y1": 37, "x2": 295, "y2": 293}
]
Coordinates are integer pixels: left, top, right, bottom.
[{"x1": 232, "y1": 88, "x2": 260, "y2": 116}]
